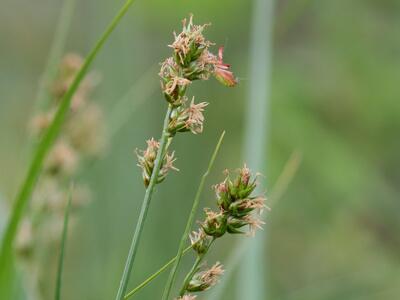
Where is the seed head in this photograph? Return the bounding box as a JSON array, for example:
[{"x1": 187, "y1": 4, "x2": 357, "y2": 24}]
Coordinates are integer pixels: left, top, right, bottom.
[
  {"x1": 214, "y1": 180, "x2": 232, "y2": 210},
  {"x1": 203, "y1": 166, "x2": 268, "y2": 236},
  {"x1": 187, "y1": 262, "x2": 224, "y2": 292},
  {"x1": 15, "y1": 219, "x2": 34, "y2": 257},
  {"x1": 168, "y1": 97, "x2": 208, "y2": 135},
  {"x1": 190, "y1": 229, "x2": 212, "y2": 255},
  {"x1": 45, "y1": 140, "x2": 79, "y2": 176},
  {"x1": 201, "y1": 209, "x2": 227, "y2": 238},
  {"x1": 160, "y1": 15, "x2": 237, "y2": 108},
  {"x1": 66, "y1": 103, "x2": 106, "y2": 156},
  {"x1": 29, "y1": 111, "x2": 54, "y2": 136},
  {"x1": 185, "y1": 99, "x2": 208, "y2": 134},
  {"x1": 229, "y1": 164, "x2": 258, "y2": 199},
  {"x1": 212, "y1": 47, "x2": 238, "y2": 87},
  {"x1": 243, "y1": 215, "x2": 265, "y2": 237},
  {"x1": 136, "y1": 138, "x2": 178, "y2": 186},
  {"x1": 169, "y1": 15, "x2": 211, "y2": 66}
]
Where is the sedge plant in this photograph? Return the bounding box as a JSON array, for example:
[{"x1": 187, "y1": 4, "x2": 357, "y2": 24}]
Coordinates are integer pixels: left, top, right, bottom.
[
  {"x1": 115, "y1": 15, "x2": 238, "y2": 300},
  {"x1": 117, "y1": 15, "x2": 269, "y2": 300}
]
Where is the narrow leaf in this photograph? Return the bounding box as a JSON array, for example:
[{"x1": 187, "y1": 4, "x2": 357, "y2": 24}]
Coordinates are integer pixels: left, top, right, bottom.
[
  {"x1": 0, "y1": 0, "x2": 137, "y2": 285},
  {"x1": 161, "y1": 131, "x2": 225, "y2": 300},
  {"x1": 124, "y1": 246, "x2": 193, "y2": 299},
  {"x1": 54, "y1": 184, "x2": 73, "y2": 300}
]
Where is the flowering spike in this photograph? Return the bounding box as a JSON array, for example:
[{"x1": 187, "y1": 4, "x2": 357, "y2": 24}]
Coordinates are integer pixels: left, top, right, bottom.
[
  {"x1": 189, "y1": 229, "x2": 212, "y2": 255},
  {"x1": 212, "y1": 47, "x2": 238, "y2": 87},
  {"x1": 136, "y1": 138, "x2": 178, "y2": 186},
  {"x1": 201, "y1": 209, "x2": 227, "y2": 238},
  {"x1": 168, "y1": 97, "x2": 208, "y2": 135},
  {"x1": 186, "y1": 262, "x2": 224, "y2": 292}
]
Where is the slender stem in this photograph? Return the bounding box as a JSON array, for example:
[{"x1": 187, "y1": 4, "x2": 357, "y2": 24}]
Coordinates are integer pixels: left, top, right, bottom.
[
  {"x1": 115, "y1": 105, "x2": 173, "y2": 300},
  {"x1": 161, "y1": 131, "x2": 225, "y2": 300},
  {"x1": 54, "y1": 185, "x2": 73, "y2": 300},
  {"x1": 0, "y1": 0, "x2": 137, "y2": 281},
  {"x1": 124, "y1": 245, "x2": 193, "y2": 299},
  {"x1": 179, "y1": 256, "x2": 203, "y2": 296},
  {"x1": 179, "y1": 239, "x2": 215, "y2": 297}
]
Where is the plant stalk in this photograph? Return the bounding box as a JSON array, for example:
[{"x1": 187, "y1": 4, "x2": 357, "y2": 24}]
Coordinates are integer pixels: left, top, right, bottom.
[
  {"x1": 115, "y1": 105, "x2": 173, "y2": 300},
  {"x1": 124, "y1": 245, "x2": 192, "y2": 299},
  {"x1": 179, "y1": 256, "x2": 203, "y2": 297},
  {"x1": 161, "y1": 132, "x2": 225, "y2": 300},
  {"x1": 54, "y1": 185, "x2": 73, "y2": 300},
  {"x1": 179, "y1": 239, "x2": 214, "y2": 297}
]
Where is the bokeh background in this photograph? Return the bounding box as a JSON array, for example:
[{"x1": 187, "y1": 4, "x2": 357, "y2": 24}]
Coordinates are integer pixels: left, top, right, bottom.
[{"x1": 1, "y1": 0, "x2": 400, "y2": 299}]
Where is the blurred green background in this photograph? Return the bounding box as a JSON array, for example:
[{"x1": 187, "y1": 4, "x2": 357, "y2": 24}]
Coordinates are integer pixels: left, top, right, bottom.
[{"x1": 1, "y1": 0, "x2": 400, "y2": 299}]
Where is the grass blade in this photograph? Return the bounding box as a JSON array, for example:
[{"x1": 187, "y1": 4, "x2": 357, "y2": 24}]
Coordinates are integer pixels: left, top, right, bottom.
[
  {"x1": 161, "y1": 131, "x2": 226, "y2": 300},
  {"x1": 238, "y1": 0, "x2": 275, "y2": 299},
  {"x1": 54, "y1": 185, "x2": 73, "y2": 300},
  {"x1": 0, "y1": 0, "x2": 137, "y2": 288},
  {"x1": 208, "y1": 151, "x2": 302, "y2": 300},
  {"x1": 124, "y1": 245, "x2": 192, "y2": 299}
]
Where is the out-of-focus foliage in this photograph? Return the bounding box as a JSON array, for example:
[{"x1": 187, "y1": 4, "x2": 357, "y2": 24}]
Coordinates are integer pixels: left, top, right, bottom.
[{"x1": 0, "y1": 0, "x2": 399, "y2": 299}]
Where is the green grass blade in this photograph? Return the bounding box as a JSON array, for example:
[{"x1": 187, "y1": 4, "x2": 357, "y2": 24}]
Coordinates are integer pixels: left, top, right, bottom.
[
  {"x1": 124, "y1": 245, "x2": 192, "y2": 299},
  {"x1": 208, "y1": 152, "x2": 302, "y2": 300},
  {"x1": 161, "y1": 131, "x2": 225, "y2": 300},
  {"x1": 0, "y1": 0, "x2": 137, "y2": 283},
  {"x1": 34, "y1": 0, "x2": 77, "y2": 111},
  {"x1": 54, "y1": 185, "x2": 73, "y2": 300},
  {"x1": 238, "y1": 0, "x2": 275, "y2": 299}
]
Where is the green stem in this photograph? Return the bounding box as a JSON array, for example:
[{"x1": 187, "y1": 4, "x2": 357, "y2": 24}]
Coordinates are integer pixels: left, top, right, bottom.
[
  {"x1": 124, "y1": 245, "x2": 192, "y2": 299},
  {"x1": 115, "y1": 105, "x2": 173, "y2": 300},
  {"x1": 161, "y1": 131, "x2": 225, "y2": 300},
  {"x1": 54, "y1": 186, "x2": 73, "y2": 300},
  {"x1": 0, "y1": 0, "x2": 137, "y2": 286},
  {"x1": 179, "y1": 238, "x2": 215, "y2": 297},
  {"x1": 179, "y1": 255, "x2": 203, "y2": 297}
]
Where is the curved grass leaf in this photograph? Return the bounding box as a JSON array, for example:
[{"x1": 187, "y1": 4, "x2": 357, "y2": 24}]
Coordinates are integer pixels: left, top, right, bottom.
[
  {"x1": 0, "y1": 0, "x2": 138, "y2": 290},
  {"x1": 54, "y1": 185, "x2": 73, "y2": 300}
]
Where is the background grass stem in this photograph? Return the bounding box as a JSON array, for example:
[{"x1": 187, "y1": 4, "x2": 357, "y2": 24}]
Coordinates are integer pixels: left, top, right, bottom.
[
  {"x1": 54, "y1": 185, "x2": 73, "y2": 300},
  {"x1": 237, "y1": 0, "x2": 274, "y2": 299}
]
